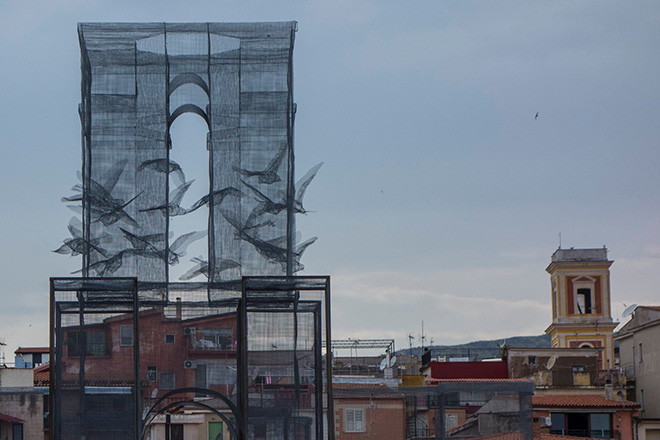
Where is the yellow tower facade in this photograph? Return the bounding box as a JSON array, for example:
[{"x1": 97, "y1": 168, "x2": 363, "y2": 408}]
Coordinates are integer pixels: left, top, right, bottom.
[{"x1": 545, "y1": 247, "x2": 617, "y2": 370}]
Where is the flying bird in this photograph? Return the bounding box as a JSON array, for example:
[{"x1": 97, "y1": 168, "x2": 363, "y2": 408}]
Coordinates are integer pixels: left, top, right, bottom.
[
  {"x1": 223, "y1": 211, "x2": 316, "y2": 271},
  {"x1": 187, "y1": 187, "x2": 242, "y2": 214},
  {"x1": 241, "y1": 180, "x2": 287, "y2": 225},
  {"x1": 77, "y1": 249, "x2": 132, "y2": 277},
  {"x1": 120, "y1": 228, "x2": 169, "y2": 252},
  {"x1": 63, "y1": 161, "x2": 141, "y2": 227},
  {"x1": 179, "y1": 257, "x2": 240, "y2": 281},
  {"x1": 94, "y1": 192, "x2": 142, "y2": 227},
  {"x1": 130, "y1": 230, "x2": 207, "y2": 265},
  {"x1": 232, "y1": 142, "x2": 287, "y2": 184},
  {"x1": 53, "y1": 217, "x2": 110, "y2": 257},
  {"x1": 137, "y1": 158, "x2": 186, "y2": 185},
  {"x1": 293, "y1": 162, "x2": 323, "y2": 214},
  {"x1": 140, "y1": 180, "x2": 195, "y2": 217},
  {"x1": 535, "y1": 112, "x2": 539, "y2": 120}
]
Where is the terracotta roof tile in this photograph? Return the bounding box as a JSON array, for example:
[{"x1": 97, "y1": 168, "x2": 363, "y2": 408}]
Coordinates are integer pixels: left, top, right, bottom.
[
  {"x1": 473, "y1": 432, "x2": 601, "y2": 440},
  {"x1": 426, "y1": 378, "x2": 534, "y2": 384},
  {"x1": 533, "y1": 394, "x2": 638, "y2": 408}
]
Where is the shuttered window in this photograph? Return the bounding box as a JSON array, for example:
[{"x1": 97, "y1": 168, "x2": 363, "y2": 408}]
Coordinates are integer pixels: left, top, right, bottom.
[{"x1": 345, "y1": 408, "x2": 365, "y2": 433}]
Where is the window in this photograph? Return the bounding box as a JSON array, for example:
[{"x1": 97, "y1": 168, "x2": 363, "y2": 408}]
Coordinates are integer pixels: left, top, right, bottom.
[
  {"x1": 445, "y1": 413, "x2": 458, "y2": 429},
  {"x1": 590, "y1": 414, "x2": 611, "y2": 438},
  {"x1": 120, "y1": 325, "x2": 133, "y2": 346},
  {"x1": 576, "y1": 288, "x2": 592, "y2": 314},
  {"x1": 169, "y1": 424, "x2": 183, "y2": 440},
  {"x1": 33, "y1": 353, "x2": 43, "y2": 364},
  {"x1": 551, "y1": 413, "x2": 565, "y2": 434},
  {"x1": 639, "y1": 343, "x2": 643, "y2": 362},
  {"x1": 13, "y1": 424, "x2": 23, "y2": 440},
  {"x1": 528, "y1": 356, "x2": 537, "y2": 365},
  {"x1": 160, "y1": 372, "x2": 175, "y2": 390},
  {"x1": 147, "y1": 366, "x2": 157, "y2": 382},
  {"x1": 165, "y1": 334, "x2": 175, "y2": 344},
  {"x1": 571, "y1": 365, "x2": 589, "y2": 386},
  {"x1": 344, "y1": 408, "x2": 365, "y2": 433},
  {"x1": 67, "y1": 331, "x2": 106, "y2": 357},
  {"x1": 201, "y1": 328, "x2": 233, "y2": 349}
]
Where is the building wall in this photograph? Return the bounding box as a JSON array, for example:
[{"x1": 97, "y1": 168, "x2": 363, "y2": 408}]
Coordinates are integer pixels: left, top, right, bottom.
[
  {"x1": 508, "y1": 348, "x2": 600, "y2": 388},
  {"x1": 0, "y1": 369, "x2": 33, "y2": 388},
  {"x1": 617, "y1": 322, "x2": 660, "y2": 418},
  {"x1": 616, "y1": 409, "x2": 635, "y2": 440},
  {"x1": 0, "y1": 390, "x2": 44, "y2": 440},
  {"x1": 61, "y1": 309, "x2": 238, "y2": 400},
  {"x1": 637, "y1": 420, "x2": 660, "y2": 440},
  {"x1": 533, "y1": 408, "x2": 635, "y2": 440},
  {"x1": 334, "y1": 397, "x2": 406, "y2": 440},
  {"x1": 423, "y1": 361, "x2": 508, "y2": 379}
]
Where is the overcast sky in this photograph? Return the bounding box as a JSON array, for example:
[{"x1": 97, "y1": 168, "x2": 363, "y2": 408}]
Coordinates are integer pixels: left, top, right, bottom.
[{"x1": 1, "y1": 0, "x2": 659, "y2": 361}]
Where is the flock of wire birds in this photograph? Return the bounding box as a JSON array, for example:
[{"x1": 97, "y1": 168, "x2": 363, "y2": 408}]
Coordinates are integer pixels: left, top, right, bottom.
[{"x1": 54, "y1": 144, "x2": 323, "y2": 281}]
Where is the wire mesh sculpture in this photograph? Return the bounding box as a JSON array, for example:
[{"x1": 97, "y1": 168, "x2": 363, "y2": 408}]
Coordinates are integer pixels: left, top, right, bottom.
[
  {"x1": 50, "y1": 22, "x2": 332, "y2": 440},
  {"x1": 56, "y1": 22, "x2": 323, "y2": 288}
]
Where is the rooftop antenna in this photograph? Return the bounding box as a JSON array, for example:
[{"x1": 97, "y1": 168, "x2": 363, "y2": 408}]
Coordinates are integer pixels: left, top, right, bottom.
[
  {"x1": 558, "y1": 232, "x2": 562, "y2": 249},
  {"x1": 420, "y1": 321, "x2": 426, "y2": 351},
  {"x1": 408, "y1": 334, "x2": 414, "y2": 353}
]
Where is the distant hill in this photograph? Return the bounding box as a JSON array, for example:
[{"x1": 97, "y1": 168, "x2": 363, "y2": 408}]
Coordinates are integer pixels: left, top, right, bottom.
[{"x1": 399, "y1": 334, "x2": 551, "y2": 361}]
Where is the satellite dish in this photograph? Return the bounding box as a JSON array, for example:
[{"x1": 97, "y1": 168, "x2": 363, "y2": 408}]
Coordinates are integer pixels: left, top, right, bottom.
[
  {"x1": 546, "y1": 355, "x2": 557, "y2": 370},
  {"x1": 151, "y1": 388, "x2": 158, "y2": 399},
  {"x1": 379, "y1": 358, "x2": 388, "y2": 371},
  {"x1": 379, "y1": 355, "x2": 398, "y2": 370},
  {"x1": 142, "y1": 407, "x2": 150, "y2": 420},
  {"x1": 622, "y1": 304, "x2": 638, "y2": 318}
]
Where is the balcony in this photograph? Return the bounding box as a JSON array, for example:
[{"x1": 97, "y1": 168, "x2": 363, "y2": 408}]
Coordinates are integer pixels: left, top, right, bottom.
[{"x1": 550, "y1": 429, "x2": 618, "y2": 439}]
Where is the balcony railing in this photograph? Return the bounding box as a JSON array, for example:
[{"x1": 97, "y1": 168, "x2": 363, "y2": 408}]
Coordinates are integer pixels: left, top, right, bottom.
[{"x1": 550, "y1": 429, "x2": 617, "y2": 439}]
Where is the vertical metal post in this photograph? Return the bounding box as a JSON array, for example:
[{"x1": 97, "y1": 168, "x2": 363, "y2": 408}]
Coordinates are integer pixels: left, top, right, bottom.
[
  {"x1": 238, "y1": 278, "x2": 248, "y2": 440},
  {"x1": 77, "y1": 290, "x2": 86, "y2": 437},
  {"x1": 436, "y1": 390, "x2": 445, "y2": 440},
  {"x1": 163, "y1": 23, "x2": 171, "y2": 291},
  {"x1": 314, "y1": 302, "x2": 323, "y2": 440},
  {"x1": 165, "y1": 413, "x2": 171, "y2": 440},
  {"x1": 206, "y1": 22, "x2": 215, "y2": 294},
  {"x1": 324, "y1": 277, "x2": 335, "y2": 439},
  {"x1": 49, "y1": 279, "x2": 55, "y2": 440},
  {"x1": 134, "y1": 278, "x2": 141, "y2": 439},
  {"x1": 285, "y1": 26, "x2": 296, "y2": 275}
]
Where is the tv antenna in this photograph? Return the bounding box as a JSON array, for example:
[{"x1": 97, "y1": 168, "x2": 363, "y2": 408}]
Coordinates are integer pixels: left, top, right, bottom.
[{"x1": 420, "y1": 321, "x2": 426, "y2": 350}]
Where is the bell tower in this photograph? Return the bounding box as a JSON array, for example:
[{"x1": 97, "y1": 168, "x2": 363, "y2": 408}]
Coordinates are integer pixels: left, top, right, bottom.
[{"x1": 545, "y1": 247, "x2": 617, "y2": 370}]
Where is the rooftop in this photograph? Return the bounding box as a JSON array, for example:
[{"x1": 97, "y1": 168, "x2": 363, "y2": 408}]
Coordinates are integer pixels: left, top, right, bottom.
[
  {"x1": 532, "y1": 394, "x2": 638, "y2": 409},
  {"x1": 14, "y1": 347, "x2": 49, "y2": 354},
  {"x1": 474, "y1": 432, "x2": 603, "y2": 440},
  {"x1": 551, "y1": 247, "x2": 609, "y2": 263}
]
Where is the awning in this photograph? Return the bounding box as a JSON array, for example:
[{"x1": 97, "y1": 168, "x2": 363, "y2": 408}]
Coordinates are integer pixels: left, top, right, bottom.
[{"x1": 0, "y1": 413, "x2": 24, "y2": 423}]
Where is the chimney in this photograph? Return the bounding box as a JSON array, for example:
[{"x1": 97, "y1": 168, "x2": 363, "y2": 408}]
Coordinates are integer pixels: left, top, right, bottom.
[
  {"x1": 605, "y1": 380, "x2": 613, "y2": 400},
  {"x1": 176, "y1": 297, "x2": 182, "y2": 320}
]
